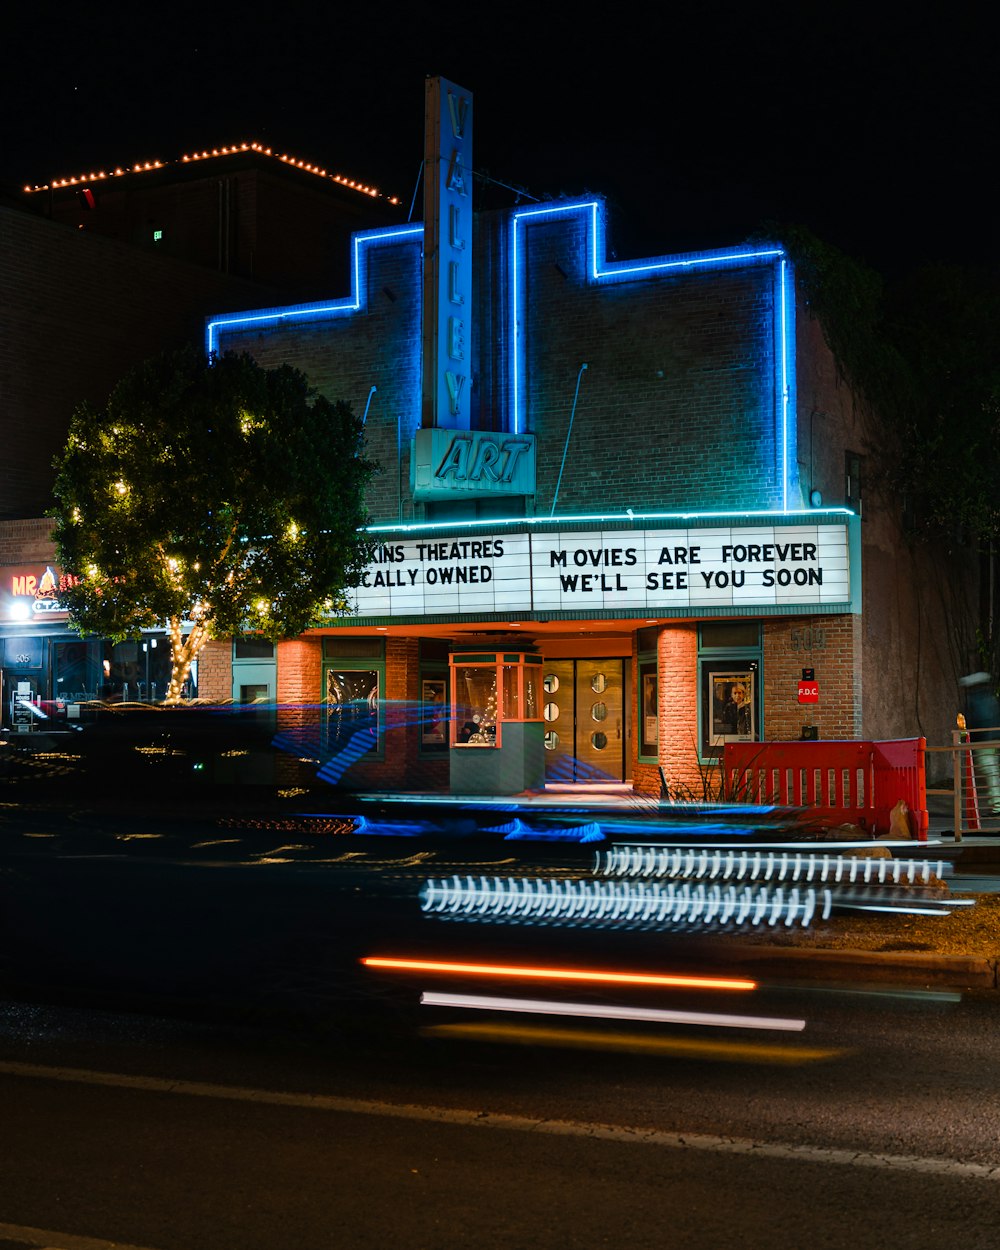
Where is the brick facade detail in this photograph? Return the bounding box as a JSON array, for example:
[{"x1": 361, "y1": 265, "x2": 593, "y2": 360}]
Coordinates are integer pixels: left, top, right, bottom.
[
  {"x1": 762, "y1": 615, "x2": 862, "y2": 741},
  {"x1": 0, "y1": 518, "x2": 56, "y2": 565},
  {"x1": 196, "y1": 640, "x2": 233, "y2": 703}
]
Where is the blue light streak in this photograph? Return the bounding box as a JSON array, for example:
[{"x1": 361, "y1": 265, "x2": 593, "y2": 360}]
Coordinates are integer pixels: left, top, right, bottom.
[{"x1": 205, "y1": 224, "x2": 424, "y2": 356}]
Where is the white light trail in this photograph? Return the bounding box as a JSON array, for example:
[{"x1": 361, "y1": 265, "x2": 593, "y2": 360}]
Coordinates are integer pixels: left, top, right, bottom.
[
  {"x1": 420, "y1": 875, "x2": 830, "y2": 929},
  {"x1": 420, "y1": 991, "x2": 806, "y2": 1032},
  {"x1": 596, "y1": 844, "x2": 950, "y2": 887}
]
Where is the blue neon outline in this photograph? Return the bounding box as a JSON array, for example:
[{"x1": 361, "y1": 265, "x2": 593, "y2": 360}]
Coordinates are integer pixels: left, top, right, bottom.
[
  {"x1": 509, "y1": 198, "x2": 793, "y2": 509},
  {"x1": 206, "y1": 202, "x2": 797, "y2": 514},
  {"x1": 779, "y1": 257, "x2": 794, "y2": 511},
  {"x1": 205, "y1": 224, "x2": 424, "y2": 355},
  {"x1": 364, "y1": 506, "x2": 855, "y2": 535}
]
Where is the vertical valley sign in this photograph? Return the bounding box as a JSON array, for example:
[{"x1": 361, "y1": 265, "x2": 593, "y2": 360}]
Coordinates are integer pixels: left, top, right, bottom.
[{"x1": 422, "y1": 76, "x2": 474, "y2": 429}]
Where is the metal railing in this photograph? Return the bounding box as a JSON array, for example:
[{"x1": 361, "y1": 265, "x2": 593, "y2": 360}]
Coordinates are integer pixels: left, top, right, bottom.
[{"x1": 927, "y1": 725, "x2": 1000, "y2": 839}]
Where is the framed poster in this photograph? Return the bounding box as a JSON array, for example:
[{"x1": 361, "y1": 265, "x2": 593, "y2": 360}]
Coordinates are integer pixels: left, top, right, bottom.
[
  {"x1": 421, "y1": 678, "x2": 447, "y2": 745},
  {"x1": 640, "y1": 664, "x2": 658, "y2": 753},
  {"x1": 707, "y1": 668, "x2": 756, "y2": 751}
]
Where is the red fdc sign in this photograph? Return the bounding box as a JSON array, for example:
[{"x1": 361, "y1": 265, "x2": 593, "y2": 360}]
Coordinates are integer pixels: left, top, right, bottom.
[{"x1": 798, "y1": 680, "x2": 819, "y2": 703}]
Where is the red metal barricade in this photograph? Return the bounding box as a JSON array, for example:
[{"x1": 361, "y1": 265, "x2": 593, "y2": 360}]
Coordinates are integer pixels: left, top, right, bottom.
[{"x1": 723, "y1": 738, "x2": 928, "y2": 840}]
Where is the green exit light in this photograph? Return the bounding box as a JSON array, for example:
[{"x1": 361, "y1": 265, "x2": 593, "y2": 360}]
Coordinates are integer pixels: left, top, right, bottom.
[{"x1": 153, "y1": 229, "x2": 163, "y2": 242}]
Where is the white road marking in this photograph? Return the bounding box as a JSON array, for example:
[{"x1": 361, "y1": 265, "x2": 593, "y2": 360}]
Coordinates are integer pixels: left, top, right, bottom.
[{"x1": 2, "y1": 1058, "x2": 997, "y2": 1182}]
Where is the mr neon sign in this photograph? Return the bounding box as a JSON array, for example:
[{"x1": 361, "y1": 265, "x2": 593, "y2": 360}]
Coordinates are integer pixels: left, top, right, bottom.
[{"x1": 3, "y1": 565, "x2": 72, "y2": 621}]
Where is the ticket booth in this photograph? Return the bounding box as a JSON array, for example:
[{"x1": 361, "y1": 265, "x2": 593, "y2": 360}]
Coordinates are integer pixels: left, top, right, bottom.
[{"x1": 449, "y1": 647, "x2": 544, "y2": 795}]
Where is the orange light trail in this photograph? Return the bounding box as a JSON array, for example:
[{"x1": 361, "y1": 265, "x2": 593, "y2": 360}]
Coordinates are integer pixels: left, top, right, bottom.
[{"x1": 360, "y1": 956, "x2": 756, "y2": 992}]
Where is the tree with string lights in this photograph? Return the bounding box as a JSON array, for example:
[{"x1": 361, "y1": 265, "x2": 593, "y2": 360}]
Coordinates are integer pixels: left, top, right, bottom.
[{"x1": 50, "y1": 346, "x2": 376, "y2": 702}]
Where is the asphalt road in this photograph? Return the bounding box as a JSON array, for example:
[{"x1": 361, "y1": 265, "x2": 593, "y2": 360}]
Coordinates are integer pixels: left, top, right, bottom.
[
  {"x1": 1, "y1": 987, "x2": 1000, "y2": 1250},
  {"x1": 3, "y1": 794, "x2": 1000, "y2": 1247}
]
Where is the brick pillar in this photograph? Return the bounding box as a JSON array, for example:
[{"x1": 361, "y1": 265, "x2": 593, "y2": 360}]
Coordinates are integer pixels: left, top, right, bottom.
[
  {"x1": 273, "y1": 638, "x2": 323, "y2": 788},
  {"x1": 631, "y1": 624, "x2": 703, "y2": 798},
  {"x1": 658, "y1": 624, "x2": 704, "y2": 797}
]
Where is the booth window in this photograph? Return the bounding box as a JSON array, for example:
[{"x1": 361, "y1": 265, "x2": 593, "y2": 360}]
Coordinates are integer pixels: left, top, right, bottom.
[
  {"x1": 322, "y1": 637, "x2": 385, "y2": 760},
  {"x1": 698, "y1": 623, "x2": 761, "y2": 760},
  {"x1": 450, "y1": 651, "x2": 542, "y2": 747}
]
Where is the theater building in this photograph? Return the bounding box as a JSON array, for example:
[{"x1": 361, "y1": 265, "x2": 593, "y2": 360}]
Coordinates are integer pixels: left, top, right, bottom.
[
  {"x1": 4, "y1": 82, "x2": 970, "y2": 793},
  {"x1": 195, "y1": 78, "x2": 886, "y2": 798}
]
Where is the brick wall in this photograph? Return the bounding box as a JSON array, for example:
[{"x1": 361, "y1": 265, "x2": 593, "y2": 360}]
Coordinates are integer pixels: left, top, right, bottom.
[
  {"x1": 213, "y1": 236, "x2": 423, "y2": 524},
  {"x1": 0, "y1": 204, "x2": 275, "y2": 519},
  {"x1": 0, "y1": 518, "x2": 56, "y2": 564},
  {"x1": 656, "y1": 625, "x2": 703, "y2": 795},
  {"x1": 273, "y1": 634, "x2": 448, "y2": 792},
  {"x1": 212, "y1": 206, "x2": 787, "y2": 525},
  {"x1": 631, "y1": 614, "x2": 864, "y2": 797},
  {"x1": 763, "y1": 615, "x2": 862, "y2": 740},
  {"x1": 196, "y1": 639, "x2": 233, "y2": 702},
  {"x1": 517, "y1": 212, "x2": 782, "y2": 514}
]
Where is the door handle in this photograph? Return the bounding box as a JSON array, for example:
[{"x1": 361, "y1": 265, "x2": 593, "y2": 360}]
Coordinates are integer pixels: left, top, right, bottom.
[{"x1": 616, "y1": 718, "x2": 621, "y2": 739}]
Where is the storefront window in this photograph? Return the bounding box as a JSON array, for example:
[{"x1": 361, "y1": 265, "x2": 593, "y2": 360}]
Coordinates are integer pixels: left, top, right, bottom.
[
  {"x1": 455, "y1": 663, "x2": 498, "y2": 744},
  {"x1": 325, "y1": 667, "x2": 380, "y2": 757},
  {"x1": 639, "y1": 663, "x2": 658, "y2": 756},
  {"x1": 698, "y1": 623, "x2": 761, "y2": 758},
  {"x1": 419, "y1": 640, "x2": 449, "y2": 753},
  {"x1": 52, "y1": 637, "x2": 173, "y2": 704},
  {"x1": 234, "y1": 639, "x2": 275, "y2": 660},
  {"x1": 421, "y1": 677, "x2": 447, "y2": 747},
  {"x1": 52, "y1": 639, "x2": 103, "y2": 702}
]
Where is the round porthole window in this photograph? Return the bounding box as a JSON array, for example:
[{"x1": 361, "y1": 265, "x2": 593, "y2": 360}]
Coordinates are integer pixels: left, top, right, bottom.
[
  {"x1": 591, "y1": 731, "x2": 608, "y2": 751},
  {"x1": 591, "y1": 673, "x2": 607, "y2": 693},
  {"x1": 543, "y1": 674, "x2": 560, "y2": 693},
  {"x1": 591, "y1": 701, "x2": 607, "y2": 722},
  {"x1": 543, "y1": 702, "x2": 560, "y2": 722},
  {"x1": 544, "y1": 731, "x2": 559, "y2": 750}
]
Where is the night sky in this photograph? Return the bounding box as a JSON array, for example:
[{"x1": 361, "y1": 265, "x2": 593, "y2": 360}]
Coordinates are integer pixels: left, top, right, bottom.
[{"x1": 4, "y1": 4, "x2": 993, "y2": 278}]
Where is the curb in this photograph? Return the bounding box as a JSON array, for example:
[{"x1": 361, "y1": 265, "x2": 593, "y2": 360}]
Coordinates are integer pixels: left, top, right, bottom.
[{"x1": 720, "y1": 945, "x2": 997, "y2": 988}]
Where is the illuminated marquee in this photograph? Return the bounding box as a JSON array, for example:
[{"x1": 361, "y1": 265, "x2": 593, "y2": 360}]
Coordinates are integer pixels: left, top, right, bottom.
[{"x1": 347, "y1": 523, "x2": 853, "y2": 620}]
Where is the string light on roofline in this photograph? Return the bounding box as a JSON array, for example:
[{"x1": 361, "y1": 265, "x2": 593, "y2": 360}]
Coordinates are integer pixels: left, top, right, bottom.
[{"x1": 24, "y1": 141, "x2": 400, "y2": 205}]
